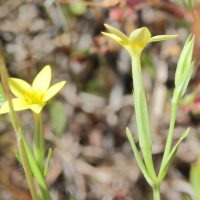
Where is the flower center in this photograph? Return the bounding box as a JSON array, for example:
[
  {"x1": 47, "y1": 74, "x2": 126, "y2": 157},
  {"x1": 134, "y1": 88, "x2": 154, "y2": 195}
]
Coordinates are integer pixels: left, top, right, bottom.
[{"x1": 24, "y1": 89, "x2": 44, "y2": 105}]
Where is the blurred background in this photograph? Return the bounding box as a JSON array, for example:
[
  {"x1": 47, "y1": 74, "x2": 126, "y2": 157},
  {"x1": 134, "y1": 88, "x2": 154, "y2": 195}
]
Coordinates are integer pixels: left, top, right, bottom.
[{"x1": 0, "y1": 0, "x2": 200, "y2": 199}]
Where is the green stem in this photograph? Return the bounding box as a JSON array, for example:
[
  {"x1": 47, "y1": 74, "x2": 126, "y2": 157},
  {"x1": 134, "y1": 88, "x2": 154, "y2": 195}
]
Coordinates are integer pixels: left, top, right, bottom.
[
  {"x1": 0, "y1": 82, "x2": 38, "y2": 200},
  {"x1": 44, "y1": 148, "x2": 52, "y2": 177},
  {"x1": 22, "y1": 134, "x2": 53, "y2": 200},
  {"x1": 33, "y1": 112, "x2": 45, "y2": 173},
  {"x1": 0, "y1": 51, "x2": 52, "y2": 200},
  {"x1": 159, "y1": 102, "x2": 178, "y2": 175},
  {"x1": 153, "y1": 184, "x2": 160, "y2": 200},
  {"x1": 131, "y1": 50, "x2": 156, "y2": 181}
]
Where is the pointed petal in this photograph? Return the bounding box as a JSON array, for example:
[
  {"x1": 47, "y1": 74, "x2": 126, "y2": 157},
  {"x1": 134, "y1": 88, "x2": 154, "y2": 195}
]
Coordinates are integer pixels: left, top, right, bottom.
[
  {"x1": 130, "y1": 27, "x2": 151, "y2": 48},
  {"x1": 0, "y1": 98, "x2": 29, "y2": 114},
  {"x1": 32, "y1": 65, "x2": 51, "y2": 93},
  {"x1": 43, "y1": 81, "x2": 66, "y2": 102},
  {"x1": 102, "y1": 32, "x2": 125, "y2": 46},
  {"x1": 104, "y1": 24, "x2": 129, "y2": 45},
  {"x1": 29, "y1": 103, "x2": 46, "y2": 113},
  {"x1": 148, "y1": 35, "x2": 178, "y2": 42},
  {"x1": 9, "y1": 78, "x2": 32, "y2": 98}
]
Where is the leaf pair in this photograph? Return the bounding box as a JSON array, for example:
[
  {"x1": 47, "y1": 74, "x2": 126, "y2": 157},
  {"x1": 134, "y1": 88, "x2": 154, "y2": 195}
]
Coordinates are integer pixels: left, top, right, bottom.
[
  {"x1": 174, "y1": 35, "x2": 195, "y2": 102},
  {"x1": 127, "y1": 127, "x2": 190, "y2": 186},
  {"x1": 158, "y1": 128, "x2": 190, "y2": 183}
]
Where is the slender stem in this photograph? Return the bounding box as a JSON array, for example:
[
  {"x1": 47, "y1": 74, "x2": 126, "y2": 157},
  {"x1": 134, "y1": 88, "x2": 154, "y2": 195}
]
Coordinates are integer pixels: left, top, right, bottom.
[
  {"x1": 131, "y1": 50, "x2": 156, "y2": 181},
  {"x1": 22, "y1": 134, "x2": 53, "y2": 200},
  {"x1": 0, "y1": 49, "x2": 52, "y2": 200},
  {"x1": 159, "y1": 102, "x2": 178, "y2": 175},
  {"x1": 18, "y1": 130, "x2": 39, "y2": 200},
  {"x1": 44, "y1": 148, "x2": 52, "y2": 177},
  {"x1": 0, "y1": 85, "x2": 38, "y2": 200},
  {"x1": 153, "y1": 184, "x2": 160, "y2": 200},
  {"x1": 33, "y1": 112, "x2": 45, "y2": 173}
]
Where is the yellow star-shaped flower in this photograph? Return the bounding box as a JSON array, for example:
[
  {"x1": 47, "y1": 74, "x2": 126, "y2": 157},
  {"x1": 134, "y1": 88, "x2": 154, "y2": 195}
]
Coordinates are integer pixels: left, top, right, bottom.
[
  {"x1": 102, "y1": 24, "x2": 178, "y2": 55},
  {"x1": 0, "y1": 65, "x2": 66, "y2": 114}
]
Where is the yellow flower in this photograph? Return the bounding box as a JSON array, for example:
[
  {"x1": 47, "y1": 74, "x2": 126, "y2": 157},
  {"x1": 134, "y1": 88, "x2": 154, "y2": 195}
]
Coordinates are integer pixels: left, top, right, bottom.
[
  {"x1": 102, "y1": 24, "x2": 178, "y2": 55},
  {"x1": 0, "y1": 65, "x2": 66, "y2": 114}
]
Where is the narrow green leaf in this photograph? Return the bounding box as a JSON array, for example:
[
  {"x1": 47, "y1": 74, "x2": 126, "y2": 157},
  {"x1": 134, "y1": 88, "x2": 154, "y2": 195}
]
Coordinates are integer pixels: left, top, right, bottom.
[
  {"x1": 126, "y1": 128, "x2": 153, "y2": 186},
  {"x1": 175, "y1": 35, "x2": 193, "y2": 87},
  {"x1": 188, "y1": 0, "x2": 195, "y2": 20},
  {"x1": 174, "y1": 62, "x2": 194, "y2": 101},
  {"x1": 68, "y1": 192, "x2": 75, "y2": 200},
  {"x1": 158, "y1": 128, "x2": 190, "y2": 182},
  {"x1": 15, "y1": 150, "x2": 22, "y2": 164},
  {"x1": 44, "y1": 148, "x2": 52, "y2": 177},
  {"x1": 21, "y1": 133, "x2": 53, "y2": 200},
  {"x1": 180, "y1": 62, "x2": 194, "y2": 98},
  {"x1": 190, "y1": 165, "x2": 200, "y2": 200},
  {"x1": 50, "y1": 101, "x2": 67, "y2": 137},
  {"x1": 182, "y1": 193, "x2": 193, "y2": 200},
  {"x1": 181, "y1": 90, "x2": 196, "y2": 107},
  {"x1": 0, "y1": 82, "x2": 6, "y2": 106},
  {"x1": 186, "y1": 36, "x2": 195, "y2": 69}
]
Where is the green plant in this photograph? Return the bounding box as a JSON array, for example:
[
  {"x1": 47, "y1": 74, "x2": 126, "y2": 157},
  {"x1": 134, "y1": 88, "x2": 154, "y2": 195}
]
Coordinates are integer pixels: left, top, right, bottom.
[
  {"x1": 190, "y1": 155, "x2": 200, "y2": 200},
  {"x1": 0, "y1": 60, "x2": 66, "y2": 200},
  {"x1": 102, "y1": 24, "x2": 194, "y2": 200}
]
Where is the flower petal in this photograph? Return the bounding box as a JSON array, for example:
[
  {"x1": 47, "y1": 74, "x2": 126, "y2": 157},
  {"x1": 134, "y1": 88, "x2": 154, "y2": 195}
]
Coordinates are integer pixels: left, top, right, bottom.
[
  {"x1": 29, "y1": 103, "x2": 46, "y2": 113},
  {"x1": 104, "y1": 24, "x2": 130, "y2": 45},
  {"x1": 130, "y1": 27, "x2": 151, "y2": 48},
  {"x1": 43, "y1": 81, "x2": 66, "y2": 102},
  {"x1": 0, "y1": 98, "x2": 29, "y2": 114},
  {"x1": 102, "y1": 32, "x2": 125, "y2": 46},
  {"x1": 148, "y1": 35, "x2": 178, "y2": 43},
  {"x1": 9, "y1": 78, "x2": 32, "y2": 98},
  {"x1": 32, "y1": 65, "x2": 51, "y2": 93}
]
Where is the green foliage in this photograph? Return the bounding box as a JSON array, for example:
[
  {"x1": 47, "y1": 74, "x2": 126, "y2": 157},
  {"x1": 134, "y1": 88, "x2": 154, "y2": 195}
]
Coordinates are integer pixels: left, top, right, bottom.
[
  {"x1": 0, "y1": 92, "x2": 5, "y2": 106},
  {"x1": 188, "y1": 0, "x2": 195, "y2": 19},
  {"x1": 182, "y1": 193, "x2": 193, "y2": 200},
  {"x1": 180, "y1": 90, "x2": 196, "y2": 107},
  {"x1": 190, "y1": 156, "x2": 200, "y2": 200},
  {"x1": 175, "y1": 35, "x2": 194, "y2": 88},
  {"x1": 64, "y1": 2, "x2": 87, "y2": 16},
  {"x1": 173, "y1": 35, "x2": 194, "y2": 102},
  {"x1": 0, "y1": 82, "x2": 6, "y2": 106},
  {"x1": 175, "y1": 19, "x2": 191, "y2": 29},
  {"x1": 44, "y1": 148, "x2": 52, "y2": 177},
  {"x1": 15, "y1": 150, "x2": 22, "y2": 164},
  {"x1": 126, "y1": 34, "x2": 194, "y2": 200},
  {"x1": 50, "y1": 101, "x2": 67, "y2": 137},
  {"x1": 174, "y1": 62, "x2": 194, "y2": 100},
  {"x1": 84, "y1": 79, "x2": 102, "y2": 94},
  {"x1": 158, "y1": 128, "x2": 190, "y2": 183},
  {"x1": 126, "y1": 128, "x2": 153, "y2": 186},
  {"x1": 133, "y1": 89, "x2": 152, "y2": 151},
  {"x1": 68, "y1": 192, "x2": 75, "y2": 200}
]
